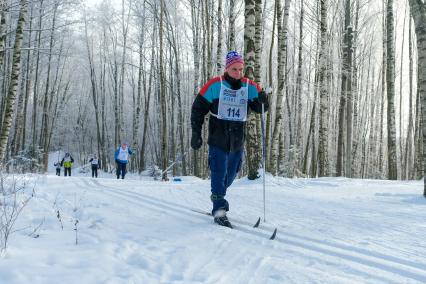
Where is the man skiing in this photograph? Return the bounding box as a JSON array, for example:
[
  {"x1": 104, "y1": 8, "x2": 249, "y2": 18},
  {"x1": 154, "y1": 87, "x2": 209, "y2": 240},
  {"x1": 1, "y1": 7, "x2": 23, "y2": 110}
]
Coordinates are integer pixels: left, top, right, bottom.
[
  {"x1": 190, "y1": 51, "x2": 269, "y2": 228},
  {"x1": 115, "y1": 142, "x2": 133, "y2": 179},
  {"x1": 61, "y1": 152, "x2": 74, "y2": 177},
  {"x1": 89, "y1": 154, "x2": 100, "y2": 178}
]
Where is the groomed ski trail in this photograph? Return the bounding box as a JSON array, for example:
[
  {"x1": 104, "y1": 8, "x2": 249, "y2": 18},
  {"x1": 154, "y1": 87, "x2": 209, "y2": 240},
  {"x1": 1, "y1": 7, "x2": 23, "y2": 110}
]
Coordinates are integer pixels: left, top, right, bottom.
[{"x1": 75, "y1": 177, "x2": 426, "y2": 283}]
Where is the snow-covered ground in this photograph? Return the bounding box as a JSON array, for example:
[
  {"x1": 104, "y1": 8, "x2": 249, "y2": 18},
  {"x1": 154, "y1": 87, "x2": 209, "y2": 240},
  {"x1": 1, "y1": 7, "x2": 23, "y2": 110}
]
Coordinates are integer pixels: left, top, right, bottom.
[{"x1": 1, "y1": 170, "x2": 425, "y2": 284}]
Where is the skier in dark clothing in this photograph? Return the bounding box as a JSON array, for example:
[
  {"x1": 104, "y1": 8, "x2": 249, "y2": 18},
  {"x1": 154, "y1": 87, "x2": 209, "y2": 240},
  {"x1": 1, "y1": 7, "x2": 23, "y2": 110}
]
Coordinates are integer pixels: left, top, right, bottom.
[
  {"x1": 89, "y1": 154, "x2": 100, "y2": 178},
  {"x1": 61, "y1": 152, "x2": 74, "y2": 177},
  {"x1": 114, "y1": 142, "x2": 133, "y2": 179},
  {"x1": 190, "y1": 51, "x2": 269, "y2": 228}
]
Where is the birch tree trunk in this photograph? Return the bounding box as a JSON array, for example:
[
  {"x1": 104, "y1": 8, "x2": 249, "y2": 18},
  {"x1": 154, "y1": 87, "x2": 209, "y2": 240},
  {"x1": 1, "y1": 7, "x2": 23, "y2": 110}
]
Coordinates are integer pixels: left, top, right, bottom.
[
  {"x1": 0, "y1": 4, "x2": 6, "y2": 77},
  {"x1": 407, "y1": 0, "x2": 426, "y2": 195},
  {"x1": 303, "y1": 94, "x2": 317, "y2": 176},
  {"x1": 12, "y1": 0, "x2": 35, "y2": 156},
  {"x1": 159, "y1": 0, "x2": 168, "y2": 180},
  {"x1": 266, "y1": 1, "x2": 276, "y2": 167},
  {"x1": 405, "y1": 19, "x2": 414, "y2": 180},
  {"x1": 112, "y1": 36, "x2": 120, "y2": 147},
  {"x1": 386, "y1": 0, "x2": 398, "y2": 180},
  {"x1": 399, "y1": 5, "x2": 407, "y2": 177},
  {"x1": 119, "y1": 0, "x2": 130, "y2": 143},
  {"x1": 135, "y1": 1, "x2": 146, "y2": 171},
  {"x1": 10, "y1": 67, "x2": 24, "y2": 157},
  {"x1": 100, "y1": 24, "x2": 108, "y2": 171},
  {"x1": 379, "y1": 2, "x2": 386, "y2": 178},
  {"x1": 216, "y1": 0, "x2": 223, "y2": 74},
  {"x1": 169, "y1": 17, "x2": 187, "y2": 176},
  {"x1": 139, "y1": 25, "x2": 155, "y2": 173},
  {"x1": 134, "y1": 2, "x2": 145, "y2": 157},
  {"x1": 40, "y1": 2, "x2": 58, "y2": 171},
  {"x1": 350, "y1": 0, "x2": 360, "y2": 175},
  {"x1": 337, "y1": 0, "x2": 354, "y2": 177},
  {"x1": 190, "y1": 0, "x2": 201, "y2": 177},
  {"x1": 414, "y1": 84, "x2": 422, "y2": 179},
  {"x1": 228, "y1": 0, "x2": 236, "y2": 51},
  {"x1": 303, "y1": 10, "x2": 321, "y2": 176},
  {"x1": 295, "y1": 0, "x2": 304, "y2": 167},
  {"x1": 244, "y1": 0, "x2": 260, "y2": 180},
  {"x1": 366, "y1": 49, "x2": 376, "y2": 178},
  {"x1": 204, "y1": 0, "x2": 212, "y2": 80},
  {"x1": 254, "y1": 0, "x2": 262, "y2": 82},
  {"x1": 317, "y1": 0, "x2": 329, "y2": 177},
  {"x1": 31, "y1": 0, "x2": 44, "y2": 159},
  {"x1": 0, "y1": 0, "x2": 27, "y2": 162},
  {"x1": 269, "y1": 0, "x2": 290, "y2": 175},
  {"x1": 11, "y1": 48, "x2": 28, "y2": 157},
  {"x1": 168, "y1": 49, "x2": 176, "y2": 176},
  {"x1": 20, "y1": 2, "x2": 34, "y2": 154}
]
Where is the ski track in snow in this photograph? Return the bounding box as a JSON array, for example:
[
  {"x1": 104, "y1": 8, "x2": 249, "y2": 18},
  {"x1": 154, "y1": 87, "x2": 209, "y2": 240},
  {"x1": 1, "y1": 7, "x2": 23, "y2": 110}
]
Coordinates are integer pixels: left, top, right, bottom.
[
  {"x1": 85, "y1": 177, "x2": 426, "y2": 283},
  {"x1": 0, "y1": 173, "x2": 425, "y2": 284}
]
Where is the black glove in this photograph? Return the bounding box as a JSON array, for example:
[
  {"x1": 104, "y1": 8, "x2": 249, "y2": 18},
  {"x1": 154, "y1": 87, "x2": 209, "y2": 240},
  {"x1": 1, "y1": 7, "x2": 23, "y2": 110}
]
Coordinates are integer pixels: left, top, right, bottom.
[
  {"x1": 258, "y1": 90, "x2": 268, "y2": 104},
  {"x1": 191, "y1": 132, "x2": 203, "y2": 150}
]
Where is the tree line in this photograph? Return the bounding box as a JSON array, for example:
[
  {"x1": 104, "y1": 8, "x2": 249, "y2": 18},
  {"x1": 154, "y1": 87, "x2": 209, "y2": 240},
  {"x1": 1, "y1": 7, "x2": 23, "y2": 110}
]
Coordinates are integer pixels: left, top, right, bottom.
[{"x1": 0, "y1": 0, "x2": 425, "y2": 195}]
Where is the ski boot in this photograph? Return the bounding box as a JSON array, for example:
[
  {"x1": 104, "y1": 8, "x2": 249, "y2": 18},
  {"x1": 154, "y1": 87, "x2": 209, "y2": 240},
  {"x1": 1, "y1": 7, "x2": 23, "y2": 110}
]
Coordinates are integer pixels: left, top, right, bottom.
[{"x1": 213, "y1": 209, "x2": 233, "y2": 228}]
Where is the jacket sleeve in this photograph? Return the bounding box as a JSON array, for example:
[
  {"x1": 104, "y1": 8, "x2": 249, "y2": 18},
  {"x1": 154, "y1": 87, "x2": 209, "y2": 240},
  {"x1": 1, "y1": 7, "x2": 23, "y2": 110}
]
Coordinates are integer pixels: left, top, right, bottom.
[
  {"x1": 60, "y1": 158, "x2": 64, "y2": 166},
  {"x1": 70, "y1": 156, "x2": 74, "y2": 163},
  {"x1": 191, "y1": 94, "x2": 211, "y2": 134},
  {"x1": 89, "y1": 158, "x2": 93, "y2": 162},
  {"x1": 249, "y1": 91, "x2": 269, "y2": 114},
  {"x1": 128, "y1": 148, "x2": 133, "y2": 155}
]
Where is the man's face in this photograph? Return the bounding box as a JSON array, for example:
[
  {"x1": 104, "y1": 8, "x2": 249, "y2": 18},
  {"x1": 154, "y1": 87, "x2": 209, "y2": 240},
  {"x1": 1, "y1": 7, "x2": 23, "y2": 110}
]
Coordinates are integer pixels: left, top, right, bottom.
[
  {"x1": 121, "y1": 144, "x2": 127, "y2": 149},
  {"x1": 226, "y1": 62, "x2": 244, "y2": 80}
]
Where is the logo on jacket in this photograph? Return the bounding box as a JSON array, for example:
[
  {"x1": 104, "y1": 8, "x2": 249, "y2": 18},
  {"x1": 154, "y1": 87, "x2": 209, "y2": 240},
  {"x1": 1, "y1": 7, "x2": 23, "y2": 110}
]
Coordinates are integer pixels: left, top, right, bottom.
[{"x1": 224, "y1": 89, "x2": 237, "y2": 97}]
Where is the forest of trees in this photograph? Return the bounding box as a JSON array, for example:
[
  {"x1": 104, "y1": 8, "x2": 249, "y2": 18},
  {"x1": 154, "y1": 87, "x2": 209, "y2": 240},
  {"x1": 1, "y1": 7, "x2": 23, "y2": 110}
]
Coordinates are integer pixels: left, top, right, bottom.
[{"x1": 0, "y1": 0, "x2": 425, "y2": 194}]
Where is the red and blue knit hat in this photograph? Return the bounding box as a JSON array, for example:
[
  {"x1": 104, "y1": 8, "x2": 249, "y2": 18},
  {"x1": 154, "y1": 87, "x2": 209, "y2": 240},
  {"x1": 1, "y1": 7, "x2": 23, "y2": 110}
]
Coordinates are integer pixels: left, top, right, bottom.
[{"x1": 225, "y1": 51, "x2": 244, "y2": 69}]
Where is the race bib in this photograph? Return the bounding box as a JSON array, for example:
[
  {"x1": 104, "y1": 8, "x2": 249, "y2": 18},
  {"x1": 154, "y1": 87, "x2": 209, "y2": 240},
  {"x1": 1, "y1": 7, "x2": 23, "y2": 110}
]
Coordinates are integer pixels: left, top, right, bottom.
[
  {"x1": 217, "y1": 79, "x2": 248, "y2": 122},
  {"x1": 117, "y1": 148, "x2": 129, "y2": 161}
]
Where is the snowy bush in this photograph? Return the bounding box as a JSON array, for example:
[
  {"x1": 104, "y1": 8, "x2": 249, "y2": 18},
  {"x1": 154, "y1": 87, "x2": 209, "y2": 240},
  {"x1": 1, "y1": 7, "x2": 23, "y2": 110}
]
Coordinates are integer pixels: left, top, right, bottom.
[
  {"x1": 0, "y1": 171, "x2": 34, "y2": 254},
  {"x1": 148, "y1": 165, "x2": 162, "y2": 179},
  {"x1": 279, "y1": 145, "x2": 301, "y2": 178},
  {"x1": 7, "y1": 147, "x2": 44, "y2": 173}
]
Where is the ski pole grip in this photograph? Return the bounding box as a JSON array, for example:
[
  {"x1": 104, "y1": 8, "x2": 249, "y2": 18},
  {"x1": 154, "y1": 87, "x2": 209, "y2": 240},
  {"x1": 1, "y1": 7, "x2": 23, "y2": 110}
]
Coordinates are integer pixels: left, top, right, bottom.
[{"x1": 264, "y1": 87, "x2": 273, "y2": 94}]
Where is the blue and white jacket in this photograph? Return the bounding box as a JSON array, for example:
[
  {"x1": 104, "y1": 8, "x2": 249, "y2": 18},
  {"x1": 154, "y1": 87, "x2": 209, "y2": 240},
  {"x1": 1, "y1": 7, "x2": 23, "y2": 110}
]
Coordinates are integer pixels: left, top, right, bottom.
[
  {"x1": 191, "y1": 73, "x2": 269, "y2": 152},
  {"x1": 114, "y1": 147, "x2": 133, "y2": 164}
]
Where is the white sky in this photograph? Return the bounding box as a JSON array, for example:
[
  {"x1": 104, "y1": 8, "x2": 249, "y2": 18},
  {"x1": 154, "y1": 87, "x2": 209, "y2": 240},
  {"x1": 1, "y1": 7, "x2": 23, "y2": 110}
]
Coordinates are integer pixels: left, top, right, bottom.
[{"x1": 84, "y1": 0, "x2": 120, "y2": 7}]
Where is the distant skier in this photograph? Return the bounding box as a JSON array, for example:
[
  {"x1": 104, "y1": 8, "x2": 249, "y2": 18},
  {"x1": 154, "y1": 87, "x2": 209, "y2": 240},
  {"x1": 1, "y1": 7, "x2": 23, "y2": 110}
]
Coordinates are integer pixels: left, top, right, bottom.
[
  {"x1": 190, "y1": 51, "x2": 269, "y2": 228},
  {"x1": 114, "y1": 142, "x2": 133, "y2": 179},
  {"x1": 54, "y1": 162, "x2": 61, "y2": 176},
  {"x1": 89, "y1": 154, "x2": 100, "y2": 178},
  {"x1": 61, "y1": 152, "x2": 74, "y2": 177}
]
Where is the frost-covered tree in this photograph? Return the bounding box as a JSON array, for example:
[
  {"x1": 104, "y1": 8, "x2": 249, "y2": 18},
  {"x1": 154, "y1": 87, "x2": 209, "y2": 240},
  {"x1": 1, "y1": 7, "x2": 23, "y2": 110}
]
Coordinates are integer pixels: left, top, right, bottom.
[{"x1": 407, "y1": 0, "x2": 426, "y2": 195}]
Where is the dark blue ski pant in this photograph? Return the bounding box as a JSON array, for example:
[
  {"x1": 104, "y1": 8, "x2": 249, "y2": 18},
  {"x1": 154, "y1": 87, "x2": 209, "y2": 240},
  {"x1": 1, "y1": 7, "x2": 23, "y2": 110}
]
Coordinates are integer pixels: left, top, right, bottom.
[
  {"x1": 208, "y1": 145, "x2": 243, "y2": 215},
  {"x1": 116, "y1": 162, "x2": 127, "y2": 179}
]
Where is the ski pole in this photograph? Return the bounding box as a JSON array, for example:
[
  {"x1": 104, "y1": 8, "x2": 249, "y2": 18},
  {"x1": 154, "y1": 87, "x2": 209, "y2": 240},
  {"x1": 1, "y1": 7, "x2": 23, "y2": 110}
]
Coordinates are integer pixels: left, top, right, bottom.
[
  {"x1": 261, "y1": 87, "x2": 272, "y2": 222},
  {"x1": 261, "y1": 101, "x2": 266, "y2": 222},
  {"x1": 158, "y1": 150, "x2": 189, "y2": 179}
]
